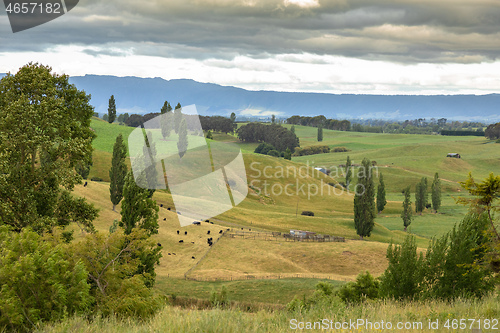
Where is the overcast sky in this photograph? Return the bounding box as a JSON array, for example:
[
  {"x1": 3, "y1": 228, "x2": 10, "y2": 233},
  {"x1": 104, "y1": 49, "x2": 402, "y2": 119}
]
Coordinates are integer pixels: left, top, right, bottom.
[{"x1": 1, "y1": 0, "x2": 500, "y2": 94}]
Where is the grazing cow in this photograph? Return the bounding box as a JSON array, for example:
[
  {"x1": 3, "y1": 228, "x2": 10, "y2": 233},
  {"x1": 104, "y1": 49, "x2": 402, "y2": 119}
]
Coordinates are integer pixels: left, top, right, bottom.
[
  {"x1": 219, "y1": 230, "x2": 223, "y2": 234},
  {"x1": 179, "y1": 240, "x2": 183, "y2": 243},
  {"x1": 84, "y1": 181, "x2": 88, "y2": 187},
  {"x1": 167, "y1": 207, "x2": 171, "y2": 211},
  {"x1": 241, "y1": 228, "x2": 243, "y2": 230},
  {"x1": 249, "y1": 229, "x2": 251, "y2": 231},
  {"x1": 177, "y1": 230, "x2": 180, "y2": 235},
  {"x1": 163, "y1": 218, "x2": 166, "y2": 221},
  {"x1": 208, "y1": 241, "x2": 213, "y2": 246},
  {"x1": 207, "y1": 230, "x2": 210, "y2": 235},
  {"x1": 160, "y1": 204, "x2": 163, "y2": 207},
  {"x1": 205, "y1": 219, "x2": 210, "y2": 223},
  {"x1": 207, "y1": 237, "x2": 212, "y2": 242},
  {"x1": 184, "y1": 231, "x2": 187, "y2": 235},
  {"x1": 157, "y1": 243, "x2": 162, "y2": 247},
  {"x1": 191, "y1": 242, "x2": 194, "y2": 244},
  {"x1": 172, "y1": 253, "x2": 176, "y2": 255},
  {"x1": 192, "y1": 256, "x2": 196, "y2": 259},
  {"x1": 168, "y1": 253, "x2": 171, "y2": 255}
]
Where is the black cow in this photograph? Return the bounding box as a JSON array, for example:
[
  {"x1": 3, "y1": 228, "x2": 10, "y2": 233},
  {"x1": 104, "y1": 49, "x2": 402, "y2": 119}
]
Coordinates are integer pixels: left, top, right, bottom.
[
  {"x1": 160, "y1": 204, "x2": 163, "y2": 207},
  {"x1": 157, "y1": 243, "x2": 162, "y2": 247},
  {"x1": 179, "y1": 240, "x2": 183, "y2": 243},
  {"x1": 163, "y1": 218, "x2": 166, "y2": 221},
  {"x1": 83, "y1": 181, "x2": 88, "y2": 187},
  {"x1": 219, "y1": 230, "x2": 223, "y2": 234},
  {"x1": 207, "y1": 230, "x2": 210, "y2": 235},
  {"x1": 177, "y1": 230, "x2": 180, "y2": 235},
  {"x1": 192, "y1": 256, "x2": 196, "y2": 259},
  {"x1": 184, "y1": 231, "x2": 187, "y2": 235}
]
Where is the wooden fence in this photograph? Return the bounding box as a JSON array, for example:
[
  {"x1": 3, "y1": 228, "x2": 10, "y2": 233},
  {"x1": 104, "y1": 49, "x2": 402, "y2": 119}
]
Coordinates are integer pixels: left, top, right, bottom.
[
  {"x1": 224, "y1": 230, "x2": 345, "y2": 242},
  {"x1": 185, "y1": 273, "x2": 350, "y2": 282}
]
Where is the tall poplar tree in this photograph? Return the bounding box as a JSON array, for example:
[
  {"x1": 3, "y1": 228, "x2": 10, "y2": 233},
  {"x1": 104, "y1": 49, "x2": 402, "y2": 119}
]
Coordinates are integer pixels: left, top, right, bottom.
[
  {"x1": 377, "y1": 173, "x2": 387, "y2": 213},
  {"x1": 160, "y1": 101, "x2": 172, "y2": 139},
  {"x1": 317, "y1": 124, "x2": 323, "y2": 142},
  {"x1": 431, "y1": 173, "x2": 441, "y2": 213},
  {"x1": 109, "y1": 134, "x2": 128, "y2": 211},
  {"x1": 161, "y1": 100, "x2": 172, "y2": 114},
  {"x1": 353, "y1": 158, "x2": 376, "y2": 240},
  {"x1": 107, "y1": 95, "x2": 116, "y2": 123},
  {"x1": 177, "y1": 118, "x2": 188, "y2": 158},
  {"x1": 120, "y1": 171, "x2": 159, "y2": 236},
  {"x1": 345, "y1": 156, "x2": 352, "y2": 188},
  {"x1": 402, "y1": 186, "x2": 412, "y2": 231}
]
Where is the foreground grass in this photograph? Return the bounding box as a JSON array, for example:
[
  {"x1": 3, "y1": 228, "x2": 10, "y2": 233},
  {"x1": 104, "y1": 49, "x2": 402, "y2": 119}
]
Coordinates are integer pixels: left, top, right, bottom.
[{"x1": 38, "y1": 293, "x2": 500, "y2": 332}]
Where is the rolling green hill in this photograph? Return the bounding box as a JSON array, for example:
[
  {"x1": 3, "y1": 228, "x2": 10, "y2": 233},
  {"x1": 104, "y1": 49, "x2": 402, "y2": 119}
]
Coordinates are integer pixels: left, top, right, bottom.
[{"x1": 79, "y1": 119, "x2": 499, "y2": 303}]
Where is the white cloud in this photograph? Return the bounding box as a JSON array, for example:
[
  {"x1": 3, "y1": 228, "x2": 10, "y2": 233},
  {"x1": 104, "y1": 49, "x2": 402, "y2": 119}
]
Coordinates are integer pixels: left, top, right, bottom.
[{"x1": 1, "y1": 45, "x2": 500, "y2": 95}]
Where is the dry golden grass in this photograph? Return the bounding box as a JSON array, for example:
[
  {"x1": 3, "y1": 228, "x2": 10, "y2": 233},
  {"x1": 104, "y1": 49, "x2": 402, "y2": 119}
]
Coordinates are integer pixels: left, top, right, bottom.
[{"x1": 192, "y1": 237, "x2": 391, "y2": 281}]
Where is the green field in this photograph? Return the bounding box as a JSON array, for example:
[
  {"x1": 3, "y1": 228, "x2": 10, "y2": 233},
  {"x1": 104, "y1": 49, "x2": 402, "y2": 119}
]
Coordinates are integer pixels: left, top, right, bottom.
[{"x1": 80, "y1": 120, "x2": 499, "y2": 307}]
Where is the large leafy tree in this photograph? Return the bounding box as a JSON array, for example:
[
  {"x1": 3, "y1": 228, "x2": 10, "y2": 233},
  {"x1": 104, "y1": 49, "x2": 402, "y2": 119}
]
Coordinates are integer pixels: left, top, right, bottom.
[
  {"x1": 485, "y1": 122, "x2": 500, "y2": 140},
  {"x1": 107, "y1": 95, "x2": 116, "y2": 123},
  {"x1": 353, "y1": 158, "x2": 376, "y2": 240},
  {"x1": 458, "y1": 172, "x2": 500, "y2": 241},
  {"x1": 0, "y1": 63, "x2": 97, "y2": 233},
  {"x1": 109, "y1": 134, "x2": 128, "y2": 211},
  {"x1": 377, "y1": 173, "x2": 387, "y2": 213}
]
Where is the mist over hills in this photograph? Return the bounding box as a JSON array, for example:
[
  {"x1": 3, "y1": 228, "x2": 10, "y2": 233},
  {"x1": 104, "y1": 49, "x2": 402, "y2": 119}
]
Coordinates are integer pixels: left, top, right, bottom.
[{"x1": 2, "y1": 73, "x2": 499, "y2": 122}]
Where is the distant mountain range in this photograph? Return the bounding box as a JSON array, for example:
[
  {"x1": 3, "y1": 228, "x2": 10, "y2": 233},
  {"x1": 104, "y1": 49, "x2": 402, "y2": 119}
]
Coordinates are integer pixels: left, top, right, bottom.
[{"x1": 2, "y1": 73, "x2": 499, "y2": 122}]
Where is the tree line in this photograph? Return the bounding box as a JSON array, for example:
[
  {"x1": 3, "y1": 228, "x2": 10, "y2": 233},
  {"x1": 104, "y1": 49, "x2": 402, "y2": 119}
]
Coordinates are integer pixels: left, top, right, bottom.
[
  {"x1": 287, "y1": 115, "x2": 351, "y2": 131},
  {"x1": 236, "y1": 122, "x2": 300, "y2": 152}
]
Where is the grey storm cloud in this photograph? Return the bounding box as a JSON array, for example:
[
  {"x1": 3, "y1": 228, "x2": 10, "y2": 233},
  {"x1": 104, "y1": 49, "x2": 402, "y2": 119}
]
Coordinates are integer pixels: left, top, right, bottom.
[{"x1": 1, "y1": 0, "x2": 500, "y2": 63}]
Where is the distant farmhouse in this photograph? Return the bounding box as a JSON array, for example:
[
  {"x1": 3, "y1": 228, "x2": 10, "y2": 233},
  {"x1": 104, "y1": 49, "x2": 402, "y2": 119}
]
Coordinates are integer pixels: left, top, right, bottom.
[
  {"x1": 447, "y1": 153, "x2": 461, "y2": 158},
  {"x1": 314, "y1": 167, "x2": 328, "y2": 175}
]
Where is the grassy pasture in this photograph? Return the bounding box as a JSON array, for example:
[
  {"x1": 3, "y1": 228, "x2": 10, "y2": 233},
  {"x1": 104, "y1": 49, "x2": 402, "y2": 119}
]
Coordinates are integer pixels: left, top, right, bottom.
[{"x1": 77, "y1": 120, "x2": 499, "y2": 307}]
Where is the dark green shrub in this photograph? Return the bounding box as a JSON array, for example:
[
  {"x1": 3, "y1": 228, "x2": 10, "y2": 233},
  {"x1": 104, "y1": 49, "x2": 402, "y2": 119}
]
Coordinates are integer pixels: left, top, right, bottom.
[
  {"x1": 91, "y1": 177, "x2": 103, "y2": 182},
  {"x1": 267, "y1": 149, "x2": 280, "y2": 157},
  {"x1": 0, "y1": 227, "x2": 92, "y2": 332},
  {"x1": 205, "y1": 130, "x2": 213, "y2": 139},
  {"x1": 338, "y1": 271, "x2": 379, "y2": 304},
  {"x1": 293, "y1": 145, "x2": 330, "y2": 156},
  {"x1": 332, "y1": 147, "x2": 350, "y2": 152},
  {"x1": 301, "y1": 211, "x2": 314, "y2": 216},
  {"x1": 210, "y1": 286, "x2": 229, "y2": 308},
  {"x1": 254, "y1": 142, "x2": 276, "y2": 155}
]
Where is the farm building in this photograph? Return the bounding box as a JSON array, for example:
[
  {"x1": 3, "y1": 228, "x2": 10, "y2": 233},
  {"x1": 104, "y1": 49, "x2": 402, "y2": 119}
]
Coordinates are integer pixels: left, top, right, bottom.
[
  {"x1": 447, "y1": 153, "x2": 461, "y2": 158},
  {"x1": 290, "y1": 230, "x2": 316, "y2": 239},
  {"x1": 314, "y1": 167, "x2": 328, "y2": 175}
]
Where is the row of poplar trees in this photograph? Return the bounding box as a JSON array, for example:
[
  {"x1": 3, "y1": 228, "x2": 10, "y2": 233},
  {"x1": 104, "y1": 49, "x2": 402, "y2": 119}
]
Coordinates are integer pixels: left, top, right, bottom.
[
  {"x1": 349, "y1": 156, "x2": 442, "y2": 239},
  {"x1": 401, "y1": 173, "x2": 442, "y2": 232}
]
